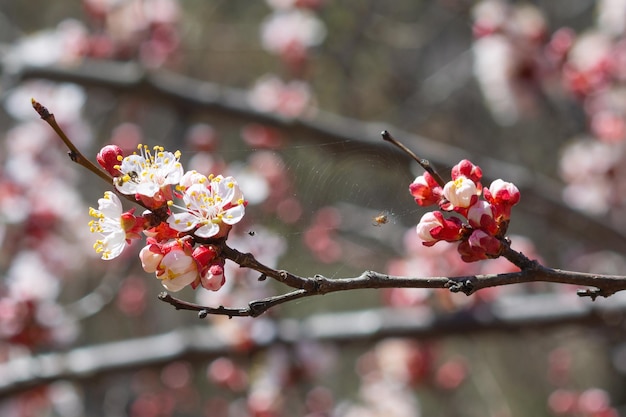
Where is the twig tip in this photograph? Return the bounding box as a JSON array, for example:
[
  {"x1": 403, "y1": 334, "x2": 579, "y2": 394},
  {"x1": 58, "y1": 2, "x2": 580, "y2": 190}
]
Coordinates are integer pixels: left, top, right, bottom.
[{"x1": 31, "y1": 98, "x2": 51, "y2": 119}]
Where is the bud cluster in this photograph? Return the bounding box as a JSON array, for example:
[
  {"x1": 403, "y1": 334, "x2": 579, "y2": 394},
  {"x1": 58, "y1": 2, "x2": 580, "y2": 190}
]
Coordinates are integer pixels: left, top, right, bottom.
[
  {"x1": 410, "y1": 160, "x2": 520, "y2": 262},
  {"x1": 90, "y1": 144, "x2": 247, "y2": 292}
]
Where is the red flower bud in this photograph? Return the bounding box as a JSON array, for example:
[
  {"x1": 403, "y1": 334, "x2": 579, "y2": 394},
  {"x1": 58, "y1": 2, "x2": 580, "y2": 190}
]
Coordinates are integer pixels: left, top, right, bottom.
[
  {"x1": 416, "y1": 211, "x2": 464, "y2": 246},
  {"x1": 451, "y1": 159, "x2": 483, "y2": 188},
  {"x1": 97, "y1": 145, "x2": 124, "y2": 177},
  {"x1": 457, "y1": 230, "x2": 502, "y2": 262},
  {"x1": 409, "y1": 172, "x2": 442, "y2": 207},
  {"x1": 201, "y1": 260, "x2": 226, "y2": 291},
  {"x1": 483, "y1": 179, "x2": 520, "y2": 221},
  {"x1": 192, "y1": 245, "x2": 219, "y2": 273}
]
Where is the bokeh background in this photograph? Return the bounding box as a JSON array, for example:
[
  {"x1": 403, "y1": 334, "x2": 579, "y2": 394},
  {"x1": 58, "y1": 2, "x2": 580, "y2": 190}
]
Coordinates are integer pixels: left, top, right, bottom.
[{"x1": 2, "y1": 0, "x2": 626, "y2": 416}]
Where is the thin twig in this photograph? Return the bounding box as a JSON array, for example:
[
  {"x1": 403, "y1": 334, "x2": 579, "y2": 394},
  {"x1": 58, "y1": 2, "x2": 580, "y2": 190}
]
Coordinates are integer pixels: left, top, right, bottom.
[
  {"x1": 31, "y1": 98, "x2": 113, "y2": 186},
  {"x1": 32, "y1": 99, "x2": 151, "y2": 210},
  {"x1": 159, "y1": 289, "x2": 309, "y2": 318},
  {"x1": 381, "y1": 130, "x2": 447, "y2": 187}
]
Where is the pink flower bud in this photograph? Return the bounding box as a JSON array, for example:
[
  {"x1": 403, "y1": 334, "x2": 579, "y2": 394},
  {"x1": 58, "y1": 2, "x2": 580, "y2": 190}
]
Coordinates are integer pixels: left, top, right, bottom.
[
  {"x1": 140, "y1": 239, "x2": 199, "y2": 292},
  {"x1": 200, "y1": 260, "x2": 226, "y2": 291},
  {"x1": 485, "y1": 179, "x2": 520, "y2": 205},
  {"x1": 409, "y1": 172, "x2": 442, "y2": 207},
  {"x1": 416, "y1": 211, "x2": 464, "y2": 246},
  {"x1": 96, "y1": 145, "x2": 123, "y2": 177},
  {"x1": 467, "y1": 201, "x2": 498, "y2": 235},
  {"x1": 457, "y1": 230, "x2": 502, "y2": 262},
  {"x1": 451, "y1": 159, "x2": 482, "y2": 186},
  {"x1": 442, "y1": 177, "x2": 479, "y2": 209},
  {"x1": 139, "y1": 243, "x2": 163, "y2": 273},
  {"x1": 484, "y1": 179, "x2": 520, "y2": 221},
  {"x1": 192, "y1": 245, "x2": 218, "y2": 272}
]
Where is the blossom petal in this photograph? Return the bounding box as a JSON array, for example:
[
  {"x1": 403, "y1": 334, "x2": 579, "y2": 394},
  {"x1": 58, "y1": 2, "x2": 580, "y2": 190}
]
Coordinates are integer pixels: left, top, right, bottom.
[
  {"x1": 195, "y1": 223, "x2": 220, "y2": 238},
  {"x1": 96, "y1": 229, "x2": 127, "y2": 260},
  {"x1": 135, "y1": 181, "x2": 160, "y2": 198},
  {"x1": 160, "y1": 270, "x2": 197, "y2": 292},
  {"x1": 97, "y1": 192, "x2": 123, "y2": 218},
  {"x1": 168, "y1": 212, "x2": 199, "y2": 232},
  {"x1": 222, "y1": 204, "x2": 245, "y2": 225}
]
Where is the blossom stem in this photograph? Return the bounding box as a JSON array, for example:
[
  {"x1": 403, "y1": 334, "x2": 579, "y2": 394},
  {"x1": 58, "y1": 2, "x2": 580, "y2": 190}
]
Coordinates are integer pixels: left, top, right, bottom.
[
  {"x1": 499, "y1": 240, "x2": 539, "y2": 270},
  {"x1": 381, "y1": 130, "x2": 446, "y2": 187}
]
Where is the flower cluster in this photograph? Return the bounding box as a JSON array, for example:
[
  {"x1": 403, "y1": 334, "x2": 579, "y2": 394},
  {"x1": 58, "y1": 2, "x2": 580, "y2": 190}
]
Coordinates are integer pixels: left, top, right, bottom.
[
  {"x1": 410, "y1": 160, "x2": 520, "y2": 262},
  {"x1": 89, "y1": 144, "x2": 247, "y2": 292}
]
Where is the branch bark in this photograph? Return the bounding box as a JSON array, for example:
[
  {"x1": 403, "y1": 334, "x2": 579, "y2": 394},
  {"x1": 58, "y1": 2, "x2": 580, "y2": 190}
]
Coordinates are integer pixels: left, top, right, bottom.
[{"x1": 156, "y1": 241, "x2": 626, "y2": 317}]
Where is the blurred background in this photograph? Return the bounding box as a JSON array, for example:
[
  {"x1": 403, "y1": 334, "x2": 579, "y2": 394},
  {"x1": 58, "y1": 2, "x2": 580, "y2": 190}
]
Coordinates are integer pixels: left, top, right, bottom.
[{"x1": 2, "y1": 0, "x2": 626, "y2": 416}]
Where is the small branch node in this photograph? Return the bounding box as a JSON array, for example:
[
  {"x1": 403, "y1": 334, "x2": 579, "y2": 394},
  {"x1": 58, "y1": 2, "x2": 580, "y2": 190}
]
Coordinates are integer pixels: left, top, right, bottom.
[
  {"x1": 217, "y1": 306, "x2": 236, "y2": 319},
  {"x1": 446, "y1": 278, "x2": 474, "y2": 295},
  {"x1": 381, "y1": 130, "x2": 446, "y2": 187},
  {"x1": 312, "y1": 274, "x2": 328, "y2": 293},
  {"x1": 577, "y1": 288, "x2": 608, "y2": 301},
  {"x1": 248, "y1": 301, "x2": 268, "y2": 317},
  {"x1": 198, "y1": 309, "x2": 208, "y2": 319}
]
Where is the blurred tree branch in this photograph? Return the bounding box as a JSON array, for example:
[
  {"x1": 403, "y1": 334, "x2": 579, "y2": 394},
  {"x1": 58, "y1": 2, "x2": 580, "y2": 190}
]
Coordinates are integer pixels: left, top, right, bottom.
[
  {"x1": 1, "y1": 290, "x2": 624, "y2": 398},
  {"x1": 6, "y1": 59, "x2": 626, "y2": 254}
]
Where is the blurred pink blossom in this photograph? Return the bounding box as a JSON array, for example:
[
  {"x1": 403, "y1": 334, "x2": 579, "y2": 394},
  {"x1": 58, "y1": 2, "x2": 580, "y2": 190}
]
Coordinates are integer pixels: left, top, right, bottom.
[{"x1": 248, "y1": 75, "x2": 314, "y2": 117}]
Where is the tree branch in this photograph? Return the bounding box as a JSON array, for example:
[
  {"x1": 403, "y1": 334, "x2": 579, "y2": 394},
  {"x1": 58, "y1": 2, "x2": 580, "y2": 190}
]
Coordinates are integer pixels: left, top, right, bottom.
[
  {"x1": 29, "y1": 92, "x2": 626, "y2": 317},
  {"x1": 382, "y1": 130, "x2": 446, "y2": 187},
  {"x1": 156, "y1": 241, "x2": 626, "y2": 317},
  {"x1": 31, "y1": 98, "x2": 114, "y2": 186},
  {"x1": 30, "y1": 98, "x2": 153, "y2": 211},
  {"x1": 158, "y1": 289, "x2": 309, "y2": 318}
]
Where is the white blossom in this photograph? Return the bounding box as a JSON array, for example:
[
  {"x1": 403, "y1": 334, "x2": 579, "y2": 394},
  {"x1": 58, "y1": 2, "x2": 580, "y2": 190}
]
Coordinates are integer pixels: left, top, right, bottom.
[
  {"x1": 88, "y1": 191, "x2": 127, "y2": 260},
  {"x1": 168, "y1": 175, "x2": 246, "y2": 238}
]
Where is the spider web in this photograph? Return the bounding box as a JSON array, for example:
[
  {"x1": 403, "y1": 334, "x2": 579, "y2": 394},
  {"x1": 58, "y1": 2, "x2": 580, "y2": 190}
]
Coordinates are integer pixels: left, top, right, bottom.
[{"x1": 214, "y1": 133, "x2": 425, "y2": 287}]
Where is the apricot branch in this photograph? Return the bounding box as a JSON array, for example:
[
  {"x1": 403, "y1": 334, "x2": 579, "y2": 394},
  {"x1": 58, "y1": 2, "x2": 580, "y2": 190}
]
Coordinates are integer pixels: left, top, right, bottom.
[
  {"x1": 32, "y1": 99, "x2": 114, "y2": 186},
  {"x1": 31, "y1": 99, "x2": 151, "y2": 211},
  {"x1": 160, "y1": 241, "x2": 626, "y2": 318},
  {"x1": 33, "y1": 99, "x2": 626, "y2": 319},
  {"x1": 382, "y1": 130, "x2": 446, "y2": 187}
]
